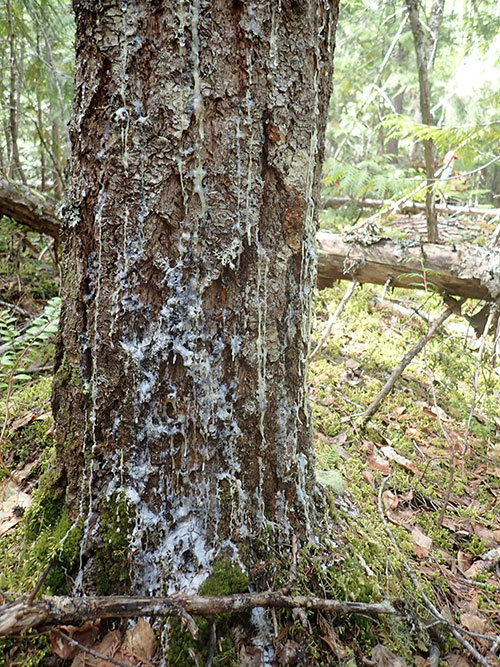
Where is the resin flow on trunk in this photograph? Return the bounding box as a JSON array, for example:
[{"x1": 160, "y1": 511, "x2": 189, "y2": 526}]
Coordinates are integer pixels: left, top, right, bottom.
[{"x1": 53, "y1": 0, "x2": 338, "y2": 598}]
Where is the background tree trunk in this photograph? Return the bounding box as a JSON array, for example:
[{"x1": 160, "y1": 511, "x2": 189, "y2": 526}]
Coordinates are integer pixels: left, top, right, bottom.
[
  {"x1": 52, "y1": 0, "x2": 338, "y2": 610},
  {"x1": 405, "y1": 0, "x2": 444, "y2": 242}
]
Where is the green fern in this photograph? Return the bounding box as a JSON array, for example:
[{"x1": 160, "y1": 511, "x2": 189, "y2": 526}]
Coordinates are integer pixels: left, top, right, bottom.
[
  {"x1": 383, "y1": 114, "x2": 500, "y2": 162},
  {"x1": 0, "y1": 297, "x2": 60, "y2": 391}
]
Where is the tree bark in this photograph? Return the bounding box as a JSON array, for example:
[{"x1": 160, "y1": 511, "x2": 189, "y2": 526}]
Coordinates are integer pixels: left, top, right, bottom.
[
  {"x1": 52, "y1": 0, "x2": 338, "y2": 623},
  {"x1": 316, "y1": 231, "x2": 500, "y2": 300}
]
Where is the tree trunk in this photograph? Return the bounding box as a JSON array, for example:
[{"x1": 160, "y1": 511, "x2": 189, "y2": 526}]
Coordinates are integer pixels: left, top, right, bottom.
[
  {"x1": 52, "y1": 0, "x2": 338, "y2": 634},
  {"x1": 6, "y1": 0, "x2": 26, "y2": 183},
  {"x1": 405, "y1": 0, "x2": 444, "y2": 243}
]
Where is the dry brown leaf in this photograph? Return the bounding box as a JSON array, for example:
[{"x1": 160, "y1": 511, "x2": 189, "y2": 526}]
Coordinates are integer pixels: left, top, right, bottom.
[
  {"x1": 322, "y1": 396, "x2": 338, "y2": 406},
  {"x1": 10, "y1": 410, "x2": 39, "y2": 430},
  {"x1": 460, "y1": 613, "x2": 486, "y2": 634},
  {"x1": 71, "y1": 630, "x2": 122, "y2": 667},
  {"x1": 50, "y1": 622, "x2": 100, "y2": 660},
  {"x1": 50, "y1": 631, "x2": 76, "y2": 660},
  {"x1": 444, "y1": 654, "x2": 472, "y2": 667},
  {"x1": 123, "y1": 618, "x2": 157, "y2": 661},
  {"x1": 362, "y1": 469, "x2": 375, "y2": 488},
  {"x1": 422, "y1": 404, "x2": 451, "y2": 421},
  {"x1": 0, "y1": 480, "x2": 32, "y2": 536},
  {"x1": 385, "y1": 508, "x2": 416, "y2": 526},
  {"x1": 382, "y1": 490, "x2": 399, "y2": 511},
  {"x1": 441, "y1": 516, "x2": 459, "y2": 532},
  {"x1": 366, "y1": 451, "x2": 391, "y2": 475},
  {"x1": 470, "y1": 521, "x2": 498, "y2": 545},
  {"x1": 464, "y1": 547, "x2": 500, "y2": 577},
  {"x1": 380, "y1": 446, "x2": 419, "y2": 475},
  {"x1": 411, "y1": 526, "x2": 432, "y2": 558},
  {"x1": 457, "y1": 550, "x2": 473, "y2": 572},
  {"x1": 371, "y1": 644, "x2": 407, "y2": 666}
]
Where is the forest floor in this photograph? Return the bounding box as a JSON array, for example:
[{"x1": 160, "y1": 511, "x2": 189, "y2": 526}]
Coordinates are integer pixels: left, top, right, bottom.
[{"x1": 0, "y1": 216, "x2": 499, "y2": 666}]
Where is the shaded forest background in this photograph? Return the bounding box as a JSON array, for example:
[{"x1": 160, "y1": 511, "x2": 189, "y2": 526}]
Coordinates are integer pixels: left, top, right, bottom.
[{"x1": 1, "y1": 0, "x2": 500, "y2": 665}]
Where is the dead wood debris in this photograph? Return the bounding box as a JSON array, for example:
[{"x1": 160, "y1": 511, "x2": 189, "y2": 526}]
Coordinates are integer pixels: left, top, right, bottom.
[{"x1": 0, "y1": 591, "x2": 395, "y2": 638}]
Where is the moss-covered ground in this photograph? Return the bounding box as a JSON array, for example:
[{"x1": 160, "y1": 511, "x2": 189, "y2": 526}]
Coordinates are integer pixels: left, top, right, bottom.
[{"x1": 1, "y1": 221, "x2": 499, "y2": 665}]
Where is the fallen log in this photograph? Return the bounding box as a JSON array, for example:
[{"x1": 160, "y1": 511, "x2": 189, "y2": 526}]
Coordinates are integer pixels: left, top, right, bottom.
[
  {"x1": 0, "y1": 592, "x2": 395, "y2": 637},
  {"x1": 2, "y1": 183, "x2": 500, "y2": 302},
  {"x1": 323, "y1": 196, "x2": 500, "y2": 220},
  {"x1": 316, "y1": 231, "x2": 500, "y2": 301},
  {"x1": 0, "y1": 177, "x2": 61, "y2": 240}
]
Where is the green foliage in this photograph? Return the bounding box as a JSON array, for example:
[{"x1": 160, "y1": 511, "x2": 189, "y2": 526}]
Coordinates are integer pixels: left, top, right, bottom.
[
  {"x1": 0, "y1": 296, "x2": 60, "y2": 391},
  {"x1": 383, "y1": 114, "x2": 500, "y2": 171},
  {"x1": 323, "y1": 155, "x2": 420, "y2": 201},
  {"x1": 328, "y1": 0, "x2": 500, "y2": 212}
]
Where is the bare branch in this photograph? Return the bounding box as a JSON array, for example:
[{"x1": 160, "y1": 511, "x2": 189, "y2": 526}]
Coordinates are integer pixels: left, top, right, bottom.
[{"x1": 0, "y1": 592, "x2": 395, "y2": 637}]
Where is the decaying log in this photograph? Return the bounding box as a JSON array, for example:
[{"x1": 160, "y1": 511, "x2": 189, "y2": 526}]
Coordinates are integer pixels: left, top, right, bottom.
[
  {"x1": 316, "y1": 232, "x2": 500, "y2": 301},
  {"x1": 0, "y1": 177, "x2": 61, "y2": 240},
  {"x1": 323, "y1": 196, "x2": 500, "y2": 220},
  {"x1": 0, "y1": 592, "x2": 395, "y2": 637}
]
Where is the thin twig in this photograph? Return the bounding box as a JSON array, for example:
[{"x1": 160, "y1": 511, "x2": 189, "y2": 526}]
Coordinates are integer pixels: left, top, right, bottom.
[
  {"x1": 0, "y1": 592, "x2": 395, "y2": 637},
  {"x1": 27, "y1": 559, "x2": 53, "y2": 605},
  {"x1": 361, "y1": 298, "x2": 464, "y2": 423},
  {"x1": 0, "y1": 300, "x2": 31, "y2": 316},
  {"x1": 310, "y1": 280, "x2": 357, "y2": 361},
  {"x1": 380, "y1": 276, "x2": 391, "y2": 301}
]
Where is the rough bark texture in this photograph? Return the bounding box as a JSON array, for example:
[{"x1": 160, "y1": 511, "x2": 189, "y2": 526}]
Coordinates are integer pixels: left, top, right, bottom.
[
  {"x1": 316, "y1": 231, "x2": 500, "y2": 300},
  {"x1": 52, "y1": 0, "x2": 338, "y2": 605}
]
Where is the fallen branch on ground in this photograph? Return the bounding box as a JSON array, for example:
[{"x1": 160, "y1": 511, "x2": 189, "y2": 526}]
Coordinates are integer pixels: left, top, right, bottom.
[
  {"x1": 0, "y1": 177, "x2": 61, "y2": 240},
  {"x1": 361, "y1": 297, "x2": 465, "y2": 423},
  {"x1": 323, "y1": 196, "x2": 500, "y2": 220},
  {"x1": 0, "y1": 592, "x2": 395, "y2": 637},
  {"x1": 316, "y1": 232, "x2": 500, "y2": 300}
]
